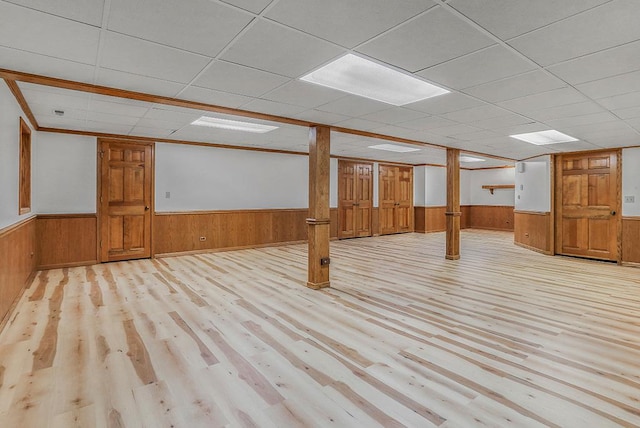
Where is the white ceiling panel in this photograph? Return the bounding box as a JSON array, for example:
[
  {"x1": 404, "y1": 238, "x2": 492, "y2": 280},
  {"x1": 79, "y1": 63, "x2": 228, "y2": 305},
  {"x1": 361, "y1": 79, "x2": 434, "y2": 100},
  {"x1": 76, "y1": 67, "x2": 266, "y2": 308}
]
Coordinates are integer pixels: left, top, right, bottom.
[
  {"x1": 334, "y1": 118, "x2": 384, "y2": 132},
  {"x1": 509, "y1": 0, "x2": 640, "y2": 66},
  {"x1": 261, "y1": 80, "x2": 346, "y2": 108},
  {"x1": 598, "y1": 91, "x2": 640, "y2": 111},
  {"x1": 30, "y1": 102, "x2": 87, "y2": 121},
  {"x1": 239, "y1": 99, "x2": 308, "y2": 117},
  {"x1": 357, "y1": 7, "x2": 494, "y2": 72},
  {"x1": 4, "y1": 0, "x2": 105, "y2": 27},
  {"x1": 430, "y1": 124, "x2": 482, "y2": 137},
  {"x1": 397, "y1": 116, "x2": 458, "y2": 131},
  {"x1": 294, "y1": 109, "x2": 351, "y2": 125},
  {"x1": 525, "y1": 101, "x2": 605, "y2": 122},
  {"x1": 20, "y1": 87, "x2": 90, "y2": 110},
  {"x1": 359, "y1": 108, "x2": 427, "y2": 125},
  {"x1": 576, "y1": 70, "x2": 640, "y2": 100},
  {"x1": 108, "y1": 0, "x2": 252, "y2": 57},
  {"x1": 463, "y1": 70, "x2": 566, "y2": 103},
  {"x1": 265, "y1": 0, "x2": 435, "y2": 48},
  {"x1": 0, "y1": 46, "x2": 96, "y2": 83},
  {"x1": 85, "y1": 110, "x2": 140, "y2": 127},
  {"x1": 545, "y1": 112, "x2": 619, "y2": 129},
  {"x1": 129, "y1": 126, "x2": 177, "y2": 139},
  {"x1": 192, "y1": 61, "x2": 289, "y2": 97},
  {"x1": 87, "y1": 98, "x2": 151, "y2": 118},
  {"x1": 448, "y1": 0, "x2": 610, "y2": 40},
  {"x1": 404, "y1": 92, "x2": 485, "y2": 115},
  {"x1": 613, "y1": 106, "x2": 640, "y2": 119},
  {"x1": 178, "y1": 86, "x2": 253, "y2": 109},
  {"x1": 219, "y1": 0, "x2": 273, "y2": 14},
  {"x1": 470, "y1": 114, "x2": 533, "y2": 131},
  {"x1": 317, "y1": 95, "x2": 389, "y2": 117},
  {"x1": 547, "y1": 40, "x2": 640, "y2": 85},
  {"x1": 95, "y1": 68, "x2": 185, "y2": 97},
  {"x1": 100, "y1": 32, "x2": 210, "y2": 83},
  {"x1": 440, "y1": 104, "x2": 513, "y2": 123},
  {"x1": 497, "y1": 87, "x2": 589, "y2": 114},
  {"x1": 220, "y1": 19, "x2": 343, "y2": 77},
  {"x1": 418, "y1": 45, "x2": 536, "y2": 90},
  {"x1": 0, "y1": 2, "x2": 100, "y2": 64}
]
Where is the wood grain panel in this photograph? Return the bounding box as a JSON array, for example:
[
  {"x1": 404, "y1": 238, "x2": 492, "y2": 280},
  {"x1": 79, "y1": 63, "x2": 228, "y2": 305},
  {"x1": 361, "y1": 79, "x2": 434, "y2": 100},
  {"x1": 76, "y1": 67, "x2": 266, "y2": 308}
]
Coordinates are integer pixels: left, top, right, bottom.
[
  {"x1": 466, "y1": 206, "x2": 514, "y2": 231},
  {"x1": 622, "y1": 217, "x2": 640, "y2": 264},
  {"x1": 414, "y1": 207, "x2": 426, "y2": 233},
  {"x1": 514, "y1": 211, "x2": 552, "y2": 254},
  {"x1": 0, "y1": 216, "x2": 36, "y2": 326},
  {"x1": 460, "y1": 206, "x2": 471, "y2": 230},
  {"x1": 36, "y1": 214, "x2": 98, "y2": 269}
]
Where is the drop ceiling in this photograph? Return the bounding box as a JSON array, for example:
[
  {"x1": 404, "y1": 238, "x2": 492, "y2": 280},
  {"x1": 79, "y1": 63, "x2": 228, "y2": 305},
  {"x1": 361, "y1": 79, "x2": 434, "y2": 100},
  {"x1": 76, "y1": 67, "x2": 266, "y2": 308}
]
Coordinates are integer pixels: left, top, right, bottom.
[{"x1": 2, "y1": 0, "x2": 640, "y2": 166}]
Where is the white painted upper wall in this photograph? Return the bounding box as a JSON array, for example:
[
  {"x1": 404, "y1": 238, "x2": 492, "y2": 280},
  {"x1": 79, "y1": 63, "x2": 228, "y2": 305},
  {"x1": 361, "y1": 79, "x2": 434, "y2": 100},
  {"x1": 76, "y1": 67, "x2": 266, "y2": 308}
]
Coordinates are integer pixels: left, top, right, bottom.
[
  {"x1": 460, "y1": 169, "x2": 471, "y2": 206},
  {"x1": 425, "y1": 166, "x2": 446, "y2": 206},
  {"x1": 623, "y1": 148, "x2": 640, "y2": 216},
  {"x1": 414, "y1": 166, "x2": 425, "y2": 206},
  {"x1": 155, "y1": 142, "x2": 309, "y2": 211},
  {"x1": 34, "y1": 133, "x2": 97, "y2": 214},
  {"x1": 514, "y1": 156, "x2": 551, "y2": 212},
  {"x1": 0, "y1": 80, "x2": 35, "y2": 229},
  {"x1": 469, "y1": 168, "x2": 515, "y2": 206}
]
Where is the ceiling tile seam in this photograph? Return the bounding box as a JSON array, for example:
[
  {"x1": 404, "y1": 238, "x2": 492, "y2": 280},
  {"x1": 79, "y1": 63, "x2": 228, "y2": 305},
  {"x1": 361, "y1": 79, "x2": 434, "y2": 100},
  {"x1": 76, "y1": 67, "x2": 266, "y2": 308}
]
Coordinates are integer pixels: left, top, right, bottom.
[
  {"x1": 174, "y1": 0, "x2": 284, "y2": 100},
  {"x1": 93, "y1": 0, "x2": 119, "y2": 128},
  {"x1": 1, "y1": 0, "x2": 105, "y2": 28},
  {"x1": 215, "y1": 0, "x2": 272, "y2": 16},
  {"x1": 540, "y1": 38, "x2": 640, "y2": 74},
  {"x1": 0, "y1": 43, "x2": 96, "y2": 67}
]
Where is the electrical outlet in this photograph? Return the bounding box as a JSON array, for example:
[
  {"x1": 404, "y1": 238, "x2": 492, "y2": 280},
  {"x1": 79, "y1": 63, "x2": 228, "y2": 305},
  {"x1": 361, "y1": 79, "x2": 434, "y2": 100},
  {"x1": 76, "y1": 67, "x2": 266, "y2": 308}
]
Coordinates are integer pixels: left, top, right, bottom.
[
  {"x1": 625, "y1": 195, "x2": 635, "y2": 203},
  {"x1": 320, "y1": 257, "x2": 330, "y2": 266},
  {"x1": 199, "y1": 236, "x2": 206, "y2": 242},
  {"x1": 165, "y1": 191, "x2": 171, "y2": 199}
]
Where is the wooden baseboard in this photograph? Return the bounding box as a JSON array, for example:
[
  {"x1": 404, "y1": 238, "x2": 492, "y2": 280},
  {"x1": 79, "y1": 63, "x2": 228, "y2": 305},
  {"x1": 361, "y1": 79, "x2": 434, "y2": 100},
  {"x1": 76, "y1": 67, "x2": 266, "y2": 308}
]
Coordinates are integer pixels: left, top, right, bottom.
[
  {"x1": 37, "y1": 260, "x2": 98, "y2": 271},
  {"x1": 514, "y1": 241, "x2": 553, "y2": 256},
  {"x1": 155, "y1": 239, "x2": 308, "y2": 258}
]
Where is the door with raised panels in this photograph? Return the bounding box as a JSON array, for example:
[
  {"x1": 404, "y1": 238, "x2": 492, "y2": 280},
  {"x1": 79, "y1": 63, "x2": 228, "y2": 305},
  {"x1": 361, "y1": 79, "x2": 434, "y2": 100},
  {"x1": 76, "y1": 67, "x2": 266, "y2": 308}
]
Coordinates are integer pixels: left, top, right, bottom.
[
  {"x1": 99, "y1": 140, "x2": 153, "y2": 262},
  {"x1": 338, "y1": 161, "x2": 373, "y2": 239},
  {"x1": 556, "y1": 150, "x2": 620, "y2": 261},
  {"x1": 379, "y1": 164, "x2": 414, "y2": 235}
]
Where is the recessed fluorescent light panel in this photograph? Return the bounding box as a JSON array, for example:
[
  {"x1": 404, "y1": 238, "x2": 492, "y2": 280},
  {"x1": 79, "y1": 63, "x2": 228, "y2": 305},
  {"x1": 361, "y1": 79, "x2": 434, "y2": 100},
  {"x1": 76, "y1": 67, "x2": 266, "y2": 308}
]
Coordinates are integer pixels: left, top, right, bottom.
[
  {"x1": 191, "y1": 116, "x2": 278, "y2": 133},
  {"x1": 300, "y1": 54, "x2": 449, "y2": 106},
  {"x1": 460, "y1": 156, "x2": 485, "y2": 162},
  {"x1": 509, "y1": 130, "x2": 578, "y2": 145},
  {"x1": 368, "y1": 143, "x2": 420, "y2": 153}
]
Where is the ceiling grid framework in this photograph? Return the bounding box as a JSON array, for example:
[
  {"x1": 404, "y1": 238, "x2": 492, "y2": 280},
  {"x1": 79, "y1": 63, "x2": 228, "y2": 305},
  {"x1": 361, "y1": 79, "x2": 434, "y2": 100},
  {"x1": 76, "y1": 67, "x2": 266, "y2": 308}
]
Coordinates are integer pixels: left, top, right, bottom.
[{"x1": 1, "y1": 0, "x2": 640, "y2": 165}]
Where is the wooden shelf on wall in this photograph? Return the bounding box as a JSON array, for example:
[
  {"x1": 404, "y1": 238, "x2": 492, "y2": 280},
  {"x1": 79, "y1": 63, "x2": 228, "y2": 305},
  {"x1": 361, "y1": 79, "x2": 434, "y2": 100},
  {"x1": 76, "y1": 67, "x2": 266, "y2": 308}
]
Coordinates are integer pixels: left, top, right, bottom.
[{"x1": 482, "y1": 184, "x2": 515, "y2": 195}]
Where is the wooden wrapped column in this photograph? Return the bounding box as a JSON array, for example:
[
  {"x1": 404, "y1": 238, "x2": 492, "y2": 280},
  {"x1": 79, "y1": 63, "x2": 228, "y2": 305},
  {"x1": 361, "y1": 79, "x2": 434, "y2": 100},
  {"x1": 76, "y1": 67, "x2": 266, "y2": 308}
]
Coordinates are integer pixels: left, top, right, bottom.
[
  {"x1": 307, "y1": 126, "x2": 331, "y2": 289},
  {"x1": 445, "y1": 148, "x2": 461, "y2": 260}
]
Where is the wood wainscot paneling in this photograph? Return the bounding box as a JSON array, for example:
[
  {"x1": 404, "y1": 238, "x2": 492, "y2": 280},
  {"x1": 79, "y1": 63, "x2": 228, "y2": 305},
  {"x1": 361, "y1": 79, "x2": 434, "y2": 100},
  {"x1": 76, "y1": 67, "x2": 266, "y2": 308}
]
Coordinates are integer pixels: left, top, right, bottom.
[
  {"x1": 154, "y1": 209, "x2": 312, "y2": 256},
  {"x1": 467, "y1": 205, "x2": 514, "y2": 231},
  {"x1": 0, "y1": 216, "x2": 36, "y2": 327},
  {"x1": 36, "y1": 214, "x2": 98, "y2": 269},
  {"x1": 414, "y1": 207, "x2": 426, "y2": 233},
  {"x1": 514, "y1": 211, "x2": 552, "y2": 255},
  {"x1": 460, "y1": 206, "x2": 471, "y2": 229},
  {"x1": 622, "y1": 217, "x2": 640, "y2": 264}
]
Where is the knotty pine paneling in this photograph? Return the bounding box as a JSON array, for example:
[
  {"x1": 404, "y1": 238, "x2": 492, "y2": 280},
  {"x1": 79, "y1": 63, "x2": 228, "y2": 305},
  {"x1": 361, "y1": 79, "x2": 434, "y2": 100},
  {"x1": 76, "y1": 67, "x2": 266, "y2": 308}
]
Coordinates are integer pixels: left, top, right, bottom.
[
  {"x1": 36, "y1": 214, "x2": 98, "y2": 269},
  {"x1": 0, "y1": 216, "x2": 36, "y2": 325},
  {"x1": 466, "y1": 205, "x2": 514, "y2": 231},
  {"x1": 155, "y1": 209, "x2": 320, "y2": 256},
  {"x1": 622, "y1": 217, "x2": 640, "y2": 264},
  {"x1": 514, "y1": 211, "x2": 551, "y2": 254}
]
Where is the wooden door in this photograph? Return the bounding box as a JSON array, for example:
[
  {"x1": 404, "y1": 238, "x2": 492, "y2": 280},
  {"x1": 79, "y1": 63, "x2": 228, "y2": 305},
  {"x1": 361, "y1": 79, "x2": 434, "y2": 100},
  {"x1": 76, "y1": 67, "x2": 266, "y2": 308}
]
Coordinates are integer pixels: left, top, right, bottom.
[
  {"x1": 99, "y1": 140, "x2": 153, "y2": 262},
  {"x1": 379, "y1": 164, "x2": 414, "y2": 235},
  {"x1": 555, "y1": 150, "x2": 620, "y2": 261},
  {"x1": 338, "y1": 161, "x2": 373, "y2": 239}
]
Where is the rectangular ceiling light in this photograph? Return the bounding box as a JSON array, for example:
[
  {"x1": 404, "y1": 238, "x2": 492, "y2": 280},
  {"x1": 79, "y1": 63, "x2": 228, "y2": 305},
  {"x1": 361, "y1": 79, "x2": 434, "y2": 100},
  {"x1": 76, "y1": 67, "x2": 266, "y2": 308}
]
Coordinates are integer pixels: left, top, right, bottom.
[
  {"x1": 191, "y1": 116, "x2": 278, "y2": 133},
  {"x1": 510, "y1": 130, "x2": 578, "y2": 145},
  {"x1": 369, "y1": 143, "x2": 420, "y2": 153},
  {"x1": 460, "y1": 156, "x2": 485, "y2": 162},
  {"x1": 300, "y1": 54, "x2": 449, "y2": 106}
]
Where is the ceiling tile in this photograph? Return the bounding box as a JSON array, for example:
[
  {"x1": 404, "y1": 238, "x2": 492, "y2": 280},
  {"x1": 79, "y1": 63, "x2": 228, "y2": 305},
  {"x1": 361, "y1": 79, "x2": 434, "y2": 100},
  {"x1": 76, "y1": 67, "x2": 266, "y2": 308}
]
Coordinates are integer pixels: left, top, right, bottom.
[
  {"x1": 448, "y1": 0, "x2": 609, "y2": 40},
  {"x1": 431, "y1": 124, "x2": 482, "y2": 137},
  {"x1": 404, "y1": 92, "x2": 484, "y2": 114},
  {"x1": 261, "y1": 80, "x2": 346, "y2": 108},
  {"x1": 129, "y1": 126, "x2": 176, "y2": 139},
  {"x1": 0, "y1": 2, "x2": 100, "y2": 64},
  {"x1": 497, "y1": 87, "x2": 589, "y2": 113},
  {"x1": 0, "y1": 46, "x2": 95, "y2": 83},
  {"x1": 576, "y1": 70, "x2": 640, "y2": 99},
  {"x1": 294, "y1": 109, "x2": 351, "y2": 124},
  {"x1": 544, "y1": 112, "x2": 619, "y2": 129},
  {"x1": 317, "y1": 95, "x2": 389, "y2": 117},
  {"x1": 613, "y1": 105, "x2": 640, "y2": 119},
  {"x1": 509, "y1": 0, "x2": 640, "y2": 66},
  {"x1": 21, "y1": 87, "x2": 89, "y2": 110},
  {"x1": 397, "y1": 116, "x2": 458, "y2": 131},
  {"x1": 547, "y1": 40, "x2": 640, "y2": 85},
  {"x1": 240, "y1": 99, "x2": 308, "y2": 117},
  {"x1": 192, "y1": 61, "x2": 289, "y2": 97},
  {"x1": 30, "y1": 102, "x2": 87, "y2": 121},
  {"x1": 440, "y1": 104, "x2": 512, "y2": 123},
  {"x1": 357, "y1": 7, "x2": 494, "y2": 72},
  {"x1": 335, "y1": 118, "x2": 384, "y2": 132},
  {"x1": 471, "y1": 114, "x2": 533, "y2": 130},
  {"x1": 87, "y1": 98, "x2": 151, "y2": 117},
  {"x1": 265, "y1": 0, "x2": 435, "y2": 48},
  {"x1": 598, "y1": 91, "x2": 640, "y2": 110},
  {"x1": 359, "y1": 107, "x2": 427, "y2": 125},
  {"x1": 4, "y1": 0, "x2": 105, "y2": 26},
  {"x1": 95, "y1": 68, "x2": 185, "y2": 97},
  {"x1": 85, "y1": 110, "x2": 140, "y2": 126},
  {"x1": 108, "y1": 0, "x2": 252, "y2": 57},
  {"x1": 418, "y1": 45, "x2": 536, "y2": 89},
  {"x1": 178, "y1": 86, "x2": 253, "y2": 108},
  {"x1": 221, "y1": 19, "x2": 343, "y2": 77},
  {"x1": 219, "y1": 0, "x2": 273, "y2": 14},
  {"x1": 525, "y1": 101, "x2": 605, "y2": 122},
  {"x1": 100, "y1": 32, "x2": 210, "y2": 83},
  {"x1": 463, "y1": 70, "x2": 566, "y2": 103}
]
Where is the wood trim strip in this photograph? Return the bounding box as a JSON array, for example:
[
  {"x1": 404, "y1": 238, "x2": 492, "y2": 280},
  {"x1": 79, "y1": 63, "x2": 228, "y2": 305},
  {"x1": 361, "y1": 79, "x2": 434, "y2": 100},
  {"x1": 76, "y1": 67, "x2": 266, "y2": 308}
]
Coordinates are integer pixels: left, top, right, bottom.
[
  {"x1": 37, "y1": 213, "x2": 97, "y2": 219},
  {"x1": 513, "y1": 210, "x2": 550, "y2": 215},
  {"x1": 38, "y1": 260, "x2": 98, "y2": 271},
  {"x1": 4, "y1": 79, "x2": 39, "y2": 130},
  {"x1": 154, "y1": 239, "x2": 308, "y2": 258},
  {"x1": 0, "y1": 215, "x2": 37, "y2": 238},
  {"x1": 156, "y1": 208, "x2": 308, "y2": 216},
  {"x1": 622, "y1": 216, "x2": 640, "y2": 221},
  {"x1": 514, "y1": 241, "x2": 553, "y2": 256}
]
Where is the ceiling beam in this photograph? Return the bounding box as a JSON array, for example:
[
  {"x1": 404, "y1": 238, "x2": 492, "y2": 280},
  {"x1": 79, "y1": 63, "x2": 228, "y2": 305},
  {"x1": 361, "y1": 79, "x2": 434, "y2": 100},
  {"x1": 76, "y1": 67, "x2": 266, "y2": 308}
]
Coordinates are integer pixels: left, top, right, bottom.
[{"x1": 4, "y1": 79, "x2": 39, "y2": 130}]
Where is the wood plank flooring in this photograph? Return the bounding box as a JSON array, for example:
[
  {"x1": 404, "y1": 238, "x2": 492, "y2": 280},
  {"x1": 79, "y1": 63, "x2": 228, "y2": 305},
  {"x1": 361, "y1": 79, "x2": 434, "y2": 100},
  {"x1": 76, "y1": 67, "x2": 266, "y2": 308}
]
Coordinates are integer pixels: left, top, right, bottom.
[{"x1": 1, "y1": 230, "x2": 639, "y2": 427}]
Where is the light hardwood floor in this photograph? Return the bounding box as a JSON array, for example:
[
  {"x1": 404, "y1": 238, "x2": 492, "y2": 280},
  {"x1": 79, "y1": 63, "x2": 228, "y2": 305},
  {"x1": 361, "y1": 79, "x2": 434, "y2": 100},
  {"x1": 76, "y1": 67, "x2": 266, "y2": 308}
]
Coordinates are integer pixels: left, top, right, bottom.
[{"x1": 1, "y1": 230, "x2": 639, "y2": 427}]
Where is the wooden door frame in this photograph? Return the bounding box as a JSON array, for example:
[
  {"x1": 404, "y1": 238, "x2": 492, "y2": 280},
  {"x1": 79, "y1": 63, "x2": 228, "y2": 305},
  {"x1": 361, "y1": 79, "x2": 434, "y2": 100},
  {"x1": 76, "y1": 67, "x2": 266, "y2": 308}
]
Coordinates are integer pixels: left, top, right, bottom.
[
  {"x1": 337, "y1": 159, "x2": 373, "y2": 239},
  {"x1": 553, "y1": 149, "x2": 622, "y2": 262},
  {"x1": 96, "y1": 138, "x2": 155, "y2": 262}
]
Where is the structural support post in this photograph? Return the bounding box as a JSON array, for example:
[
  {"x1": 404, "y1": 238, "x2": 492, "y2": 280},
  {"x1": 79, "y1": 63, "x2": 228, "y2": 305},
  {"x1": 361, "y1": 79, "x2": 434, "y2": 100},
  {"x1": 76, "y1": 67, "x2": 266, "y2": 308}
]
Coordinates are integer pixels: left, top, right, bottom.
[
  {"x1": 307, "y1": 125, "x2": 331, "y2": 289},
  {"x1": 445, "y1": 148, "x2": 461, "y2": 260}
]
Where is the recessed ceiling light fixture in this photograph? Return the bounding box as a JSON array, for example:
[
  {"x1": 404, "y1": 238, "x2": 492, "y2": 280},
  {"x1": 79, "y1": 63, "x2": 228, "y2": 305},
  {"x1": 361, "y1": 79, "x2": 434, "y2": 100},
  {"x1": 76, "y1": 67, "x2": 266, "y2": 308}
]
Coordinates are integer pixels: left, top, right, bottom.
[
  {"x1": 300, "y1": 54, "x2": 449, "y2": 106},
  {"x1": 368, "y1": 143, "x2": 421, "y2": 153},
  {"x1": 191, "y1": 116, "x2": 278, "y2": 133},
  {"x1": 459, "y1": 156, "x2": 485, "y2": 162},
  {"x1": 509, "y1": 130, "x2": 578, "y2": 145}
]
